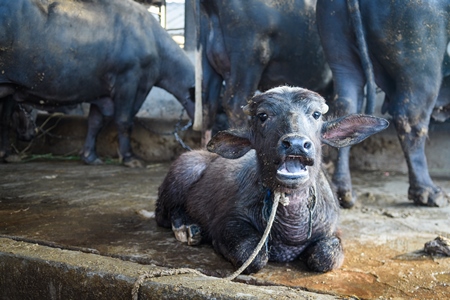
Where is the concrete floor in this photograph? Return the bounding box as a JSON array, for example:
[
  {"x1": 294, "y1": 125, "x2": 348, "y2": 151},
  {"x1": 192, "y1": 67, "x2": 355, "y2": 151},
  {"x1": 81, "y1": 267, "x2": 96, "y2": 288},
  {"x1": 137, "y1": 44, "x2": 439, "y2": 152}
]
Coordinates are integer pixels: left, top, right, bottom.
[
  {"x1": 1, "y1": 158, "x2": 449, "y2": 299},
  {"x1": 1, "y1": 115, "x2": 450, "y2": 299}
]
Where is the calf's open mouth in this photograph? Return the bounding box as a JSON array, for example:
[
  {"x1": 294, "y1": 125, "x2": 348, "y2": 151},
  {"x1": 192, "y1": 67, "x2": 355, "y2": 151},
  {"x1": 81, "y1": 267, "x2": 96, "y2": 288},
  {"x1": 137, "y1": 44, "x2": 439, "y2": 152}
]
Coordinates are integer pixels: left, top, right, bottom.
[{"x1": 276, "y1": 155, "x2": 312, "y2": 182}]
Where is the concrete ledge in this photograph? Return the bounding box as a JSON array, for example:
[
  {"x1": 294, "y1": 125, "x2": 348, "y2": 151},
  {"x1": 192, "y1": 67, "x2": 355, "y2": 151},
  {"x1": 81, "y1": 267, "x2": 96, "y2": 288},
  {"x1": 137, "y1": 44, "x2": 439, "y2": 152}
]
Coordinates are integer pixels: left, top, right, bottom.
[{"x1": 0, "y1": 238, "x2": 336, "y2": 299}]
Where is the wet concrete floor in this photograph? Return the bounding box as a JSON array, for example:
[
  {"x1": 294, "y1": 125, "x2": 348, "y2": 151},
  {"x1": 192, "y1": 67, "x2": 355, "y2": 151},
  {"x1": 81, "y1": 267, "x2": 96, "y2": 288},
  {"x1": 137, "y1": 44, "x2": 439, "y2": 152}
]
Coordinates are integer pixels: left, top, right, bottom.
[{"x1": 1, "y1": 159, "x2": 449, "y2": 299}]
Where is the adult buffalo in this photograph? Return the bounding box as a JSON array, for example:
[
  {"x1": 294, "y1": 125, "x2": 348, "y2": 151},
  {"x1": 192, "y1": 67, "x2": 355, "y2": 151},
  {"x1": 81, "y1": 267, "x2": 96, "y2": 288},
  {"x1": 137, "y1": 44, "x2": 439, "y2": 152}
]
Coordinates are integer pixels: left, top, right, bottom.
[
  {"x1": 0, "y1": 0, "x2": 195, "y2": 167},
  {"x1": 197, "y1": 0, "x2": 332, "y2": 135},
  {"x1": 316, "y1": 0, "x2": 450, "y2": 207}
]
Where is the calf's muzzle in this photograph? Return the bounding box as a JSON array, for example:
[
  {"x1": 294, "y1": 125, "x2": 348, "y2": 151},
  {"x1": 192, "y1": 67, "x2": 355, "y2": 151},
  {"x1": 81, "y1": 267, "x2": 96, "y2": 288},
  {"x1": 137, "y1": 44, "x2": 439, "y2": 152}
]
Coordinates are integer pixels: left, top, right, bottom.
[
  {"x1": 280, "y1": 134, "x2": 315, "y2": 159},
  {"x1": 276, "y1": 134, "x2": 315, "y2": 186}
]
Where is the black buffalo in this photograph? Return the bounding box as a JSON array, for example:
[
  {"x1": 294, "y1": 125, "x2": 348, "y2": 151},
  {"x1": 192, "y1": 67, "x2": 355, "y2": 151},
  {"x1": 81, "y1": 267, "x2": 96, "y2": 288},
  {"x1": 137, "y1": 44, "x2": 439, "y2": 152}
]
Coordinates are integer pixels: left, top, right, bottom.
[
  {"x1": 197, "y1": 0, "x2": 332, "y2": 136},
  {"x1": 317, "y1": 0, "x2": 450, "y2": 207},
  {"x1": 0, "y1": 0, "x2": 195, "y2": 167},
  {"x1": 156, "y1": 86, "x2": 388, "y2": 274}
]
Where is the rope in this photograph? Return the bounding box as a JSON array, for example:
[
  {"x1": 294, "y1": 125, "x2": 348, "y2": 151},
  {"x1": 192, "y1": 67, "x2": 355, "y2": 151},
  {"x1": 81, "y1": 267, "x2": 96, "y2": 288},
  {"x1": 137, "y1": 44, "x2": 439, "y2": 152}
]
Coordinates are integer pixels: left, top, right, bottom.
[
  {"x1": 307, "y1": 186, "x2": 317, "y2": 239},
  {"x1": 223, "y1": 191, "x2": 286, "y2": 281},
  {"x1": 130, "y1": 191, "x2": 306, "y2": 298}
]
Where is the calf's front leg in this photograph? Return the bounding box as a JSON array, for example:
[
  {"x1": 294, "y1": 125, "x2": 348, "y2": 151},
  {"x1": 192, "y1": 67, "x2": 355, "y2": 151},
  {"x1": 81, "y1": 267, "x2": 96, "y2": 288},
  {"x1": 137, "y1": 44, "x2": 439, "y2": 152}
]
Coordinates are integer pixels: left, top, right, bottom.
[
  {"x1": 212, "y1": 218, "x2": 269, "y2": 274},
  {"x1": 302, "y1": 235, "x2": 344, "y2": 272}
]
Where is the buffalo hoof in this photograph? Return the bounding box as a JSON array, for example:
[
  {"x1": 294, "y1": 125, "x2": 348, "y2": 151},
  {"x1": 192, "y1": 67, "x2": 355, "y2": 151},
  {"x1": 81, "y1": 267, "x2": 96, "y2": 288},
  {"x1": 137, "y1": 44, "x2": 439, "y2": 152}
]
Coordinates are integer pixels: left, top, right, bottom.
[
  {"x1": 336, "y1": 188, "x2": 356, "y2": 209},
  {"x1": 409, "y1": 186, "x2": 449, "y2": 207},
  {"x1": 123, "y1": 157, "x2": 143, "y2": 168},
  {"x1": 303, "y1": 236, "x2": 344, "y2": 273},
  {"x1": 82, "y1": 152, "x2": 103, "y2": 165},
  {"x1": 333, "y1": 175, "x2": 356, "y2": 208}
]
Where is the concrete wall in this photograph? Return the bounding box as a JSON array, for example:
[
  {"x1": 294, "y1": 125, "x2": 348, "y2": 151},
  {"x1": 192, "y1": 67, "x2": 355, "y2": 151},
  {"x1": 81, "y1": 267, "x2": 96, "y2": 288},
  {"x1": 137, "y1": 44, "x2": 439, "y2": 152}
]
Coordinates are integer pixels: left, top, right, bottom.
[{"x1": 15, "y1": 115, "x2": 200, "y2": 163}]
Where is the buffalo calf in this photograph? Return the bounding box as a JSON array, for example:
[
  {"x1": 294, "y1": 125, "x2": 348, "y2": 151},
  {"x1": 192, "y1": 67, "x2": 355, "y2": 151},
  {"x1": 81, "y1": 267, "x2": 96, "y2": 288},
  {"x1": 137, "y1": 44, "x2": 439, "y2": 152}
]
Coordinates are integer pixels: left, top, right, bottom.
[{"x1": 156, "y1": 86, "x2": 388, "y2": 274}]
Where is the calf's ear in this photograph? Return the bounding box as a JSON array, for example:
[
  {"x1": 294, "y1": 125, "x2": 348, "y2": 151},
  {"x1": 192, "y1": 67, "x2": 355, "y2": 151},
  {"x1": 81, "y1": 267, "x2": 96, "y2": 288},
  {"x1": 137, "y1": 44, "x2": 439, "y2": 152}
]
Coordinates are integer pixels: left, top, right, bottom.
[
  {"x1": 207, "y1": 129, "x2": 252, "y2": 159},
  {"x1": 322, "y1": 114, "x2": 389, "y2": 148}
]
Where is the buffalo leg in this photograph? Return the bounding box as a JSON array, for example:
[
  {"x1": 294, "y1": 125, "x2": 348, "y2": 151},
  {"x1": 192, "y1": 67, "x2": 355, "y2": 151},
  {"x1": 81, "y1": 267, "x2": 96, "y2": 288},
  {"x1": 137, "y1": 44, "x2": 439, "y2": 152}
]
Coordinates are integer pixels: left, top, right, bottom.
[
  {"x1": 222, "y1": 56, "x2": 264, "y2": 129},
  {"x1": 82, "y1": 104, "x2": 104, "y2": 165},
  {"x1": 113, "y1": 81, "x2": 146, "y2": 168},
  {"x1": 201, "y1": 59, "x2": 223, "y2": 146},
  {"x1": 115, "y1": 113, "x2": 141, "y2": 168},
  {"x1": 391, "y1": 89, "x2": 448, "y2": 207},
  {"x1": 0, "y1": 98, "x2": 14, "y2": 160},
  {"x1": 330, "y1": 89, "x2": 364, "y2": 208},
  {"x1": 317, "y1": 1, "x2": 366, "y2": 208}
]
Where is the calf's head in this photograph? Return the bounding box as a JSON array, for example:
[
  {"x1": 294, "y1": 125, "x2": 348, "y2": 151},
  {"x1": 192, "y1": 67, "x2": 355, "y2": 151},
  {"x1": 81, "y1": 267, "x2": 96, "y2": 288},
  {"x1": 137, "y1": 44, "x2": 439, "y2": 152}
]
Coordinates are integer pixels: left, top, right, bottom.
[{"x1": 207, "y1": 86, "x2": 388, "y2": 191}]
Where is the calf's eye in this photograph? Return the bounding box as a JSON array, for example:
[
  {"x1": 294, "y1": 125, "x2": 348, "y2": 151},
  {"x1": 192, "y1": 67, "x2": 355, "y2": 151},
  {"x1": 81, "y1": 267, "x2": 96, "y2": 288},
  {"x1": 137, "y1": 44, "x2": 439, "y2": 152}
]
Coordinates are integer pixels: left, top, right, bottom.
[
  {"x1": 312, "y1": 111, "x2": 321, "y2": 120},
  {"x1": 258, "y1": 113, "x2": 268, "y2": 123}
]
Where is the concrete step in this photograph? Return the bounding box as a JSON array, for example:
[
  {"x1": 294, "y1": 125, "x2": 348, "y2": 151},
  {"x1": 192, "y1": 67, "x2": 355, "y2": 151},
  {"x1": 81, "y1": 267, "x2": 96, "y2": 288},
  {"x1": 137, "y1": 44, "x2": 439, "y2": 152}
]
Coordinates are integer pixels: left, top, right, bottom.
[{"x1": 1, "y1": 237, "x2": 331, "y2": 299}]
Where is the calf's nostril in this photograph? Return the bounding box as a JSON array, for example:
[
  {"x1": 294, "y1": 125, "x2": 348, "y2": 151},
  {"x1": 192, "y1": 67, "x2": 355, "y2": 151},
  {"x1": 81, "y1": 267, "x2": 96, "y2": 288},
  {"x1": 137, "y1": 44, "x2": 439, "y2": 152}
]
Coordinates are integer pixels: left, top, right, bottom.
[{"x1": 282, "y1": 140, "x2": 291, "y2": 149}]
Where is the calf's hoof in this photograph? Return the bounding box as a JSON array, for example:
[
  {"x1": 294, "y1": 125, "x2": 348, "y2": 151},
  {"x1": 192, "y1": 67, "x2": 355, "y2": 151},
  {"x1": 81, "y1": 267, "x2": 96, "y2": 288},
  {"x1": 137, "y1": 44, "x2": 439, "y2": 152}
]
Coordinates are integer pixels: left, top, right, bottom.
[
  {"x1": 303, "y1": 236, "x2": 344, "y2": 272},
  {"x1": 409, "y1": 186, "x2": 449, "y2": 207},
  {"x1": 172, "y1": 221, "x2": 202, "y2": 245},
  {"x1": 172, "y1": 223, "x2": 188, "y2": 243},
  {"x1": 187, "y1": 224, "x2": 202, "y2": 246}
]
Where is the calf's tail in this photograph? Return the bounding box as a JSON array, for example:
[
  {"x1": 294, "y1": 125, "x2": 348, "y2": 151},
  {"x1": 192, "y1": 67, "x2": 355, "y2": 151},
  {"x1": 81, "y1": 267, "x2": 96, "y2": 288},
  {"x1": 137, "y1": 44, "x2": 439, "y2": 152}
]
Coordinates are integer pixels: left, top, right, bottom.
[{"x1": 347, "y1": 0, "x2": 376, "y2": 115}]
